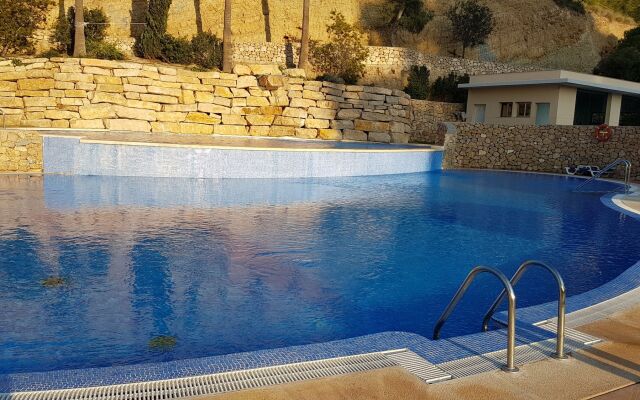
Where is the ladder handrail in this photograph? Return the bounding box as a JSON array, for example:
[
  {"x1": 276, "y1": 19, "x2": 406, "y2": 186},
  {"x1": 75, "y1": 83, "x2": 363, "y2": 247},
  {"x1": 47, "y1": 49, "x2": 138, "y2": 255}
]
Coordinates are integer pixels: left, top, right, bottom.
[
  {"x1": 574, "y1": 159, "x2": 631, "y2": 194},
  {"x1": 481, "y1": 261, "x2": 567, "y2": 359},
  {"x1": 432, "y1": 266, "x2": 519, "y2": 372}
]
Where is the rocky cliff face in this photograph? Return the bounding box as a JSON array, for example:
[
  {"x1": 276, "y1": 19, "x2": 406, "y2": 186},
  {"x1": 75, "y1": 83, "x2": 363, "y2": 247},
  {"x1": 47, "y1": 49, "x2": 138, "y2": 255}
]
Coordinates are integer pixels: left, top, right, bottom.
[{"x1": 39, "y1": 0, "x2": 636, "y2": 72}]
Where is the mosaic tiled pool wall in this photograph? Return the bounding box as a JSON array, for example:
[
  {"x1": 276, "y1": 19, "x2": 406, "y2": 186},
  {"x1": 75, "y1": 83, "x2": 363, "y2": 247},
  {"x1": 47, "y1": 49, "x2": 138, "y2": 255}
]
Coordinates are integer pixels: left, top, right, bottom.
[{"x1": 42, "y1": 136, "x2": 444, "y2": 178}]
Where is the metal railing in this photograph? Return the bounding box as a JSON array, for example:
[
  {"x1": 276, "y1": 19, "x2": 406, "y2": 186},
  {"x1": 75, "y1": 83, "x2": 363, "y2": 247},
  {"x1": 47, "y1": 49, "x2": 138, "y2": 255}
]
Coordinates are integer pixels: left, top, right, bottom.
[
  {"x1": 432, "y1": 266, "x2": 519, "y2": 372},
  {"x1": 482, "y1": 261, "x2": 567, "y2": 359},
  {"x1": 574, "y1": 159, "x2": 632, "y2": 194}
]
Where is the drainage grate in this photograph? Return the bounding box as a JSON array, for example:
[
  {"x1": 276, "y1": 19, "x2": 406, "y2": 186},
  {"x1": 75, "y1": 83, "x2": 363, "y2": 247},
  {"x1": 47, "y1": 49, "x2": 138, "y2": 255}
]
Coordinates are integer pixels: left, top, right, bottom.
[
  {"x1": 535, "y1": 322, "x2": 603, "y2": 346},
  {"x1": 386, "y1": 350, "x2": 451, "y2": 383},
  {"x1": 436, "y1": 327, "x2": 602, "y2": 379},
  {"x1": 1, "y1": 353, "x2": 397, "y2": 400}
]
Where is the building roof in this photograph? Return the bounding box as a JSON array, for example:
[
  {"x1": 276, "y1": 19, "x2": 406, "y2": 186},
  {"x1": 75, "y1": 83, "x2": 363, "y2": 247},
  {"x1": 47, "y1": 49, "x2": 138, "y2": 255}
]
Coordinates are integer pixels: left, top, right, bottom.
[{"x1": 459, "y1": 70, "x2": 640, "y2": 97}]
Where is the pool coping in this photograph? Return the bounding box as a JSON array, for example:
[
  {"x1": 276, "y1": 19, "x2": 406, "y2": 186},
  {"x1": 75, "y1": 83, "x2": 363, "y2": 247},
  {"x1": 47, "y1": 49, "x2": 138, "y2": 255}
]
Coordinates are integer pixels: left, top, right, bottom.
[
  {"x1": 1, "y1": 175, "x2": 639, "y2": 394},
  {"x1": 12, "y1": 128, "x2": 442, "y2": 154}
]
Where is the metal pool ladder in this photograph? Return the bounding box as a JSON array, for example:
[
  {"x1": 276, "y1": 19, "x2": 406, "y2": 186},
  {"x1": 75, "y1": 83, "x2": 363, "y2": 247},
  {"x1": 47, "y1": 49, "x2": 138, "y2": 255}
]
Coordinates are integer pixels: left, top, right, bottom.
[
  {"x1": 432, "y1": 266, "x2": 519, "y2": 372},
  {"x1": 482, "y1": 261, "x2": 567, "y2": 360},
  {"x1": 574, "y1": 159, "x2": 632, "y2": 194},
  {"x1": 432, "y1": 262, "x2": 568, "y2": 372}
]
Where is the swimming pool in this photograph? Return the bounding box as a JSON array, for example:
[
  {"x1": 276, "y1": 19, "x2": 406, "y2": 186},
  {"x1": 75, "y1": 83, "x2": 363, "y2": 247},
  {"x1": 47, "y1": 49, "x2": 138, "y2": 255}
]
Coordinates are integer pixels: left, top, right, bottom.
[{"x1": 1, "y1": 170, "x2": 638, "y2": 376}]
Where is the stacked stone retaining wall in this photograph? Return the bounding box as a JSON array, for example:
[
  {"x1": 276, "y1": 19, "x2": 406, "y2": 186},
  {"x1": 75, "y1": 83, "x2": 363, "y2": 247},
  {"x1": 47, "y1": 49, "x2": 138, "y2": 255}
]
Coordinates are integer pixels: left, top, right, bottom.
[
  {"x1": 411, "y1": 100, "x2": 464, "y2": 144},
  {"x1": 443, "y1": 123, "x2": 640, "y2": 180},
  {"x1": 0, "y1": 58, "x2": 412, "y2": 144},
  {"x1": 233, "y1": 43, "x2": 538, "y2": 78},
  {"x1": 0, "y1": 131, "x2": 42, "y2": 172}
]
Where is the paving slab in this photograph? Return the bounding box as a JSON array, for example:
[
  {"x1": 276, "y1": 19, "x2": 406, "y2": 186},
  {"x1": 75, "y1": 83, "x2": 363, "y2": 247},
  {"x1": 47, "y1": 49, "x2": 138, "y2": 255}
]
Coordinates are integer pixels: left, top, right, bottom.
[{"x1": 191, "y1": 305, "x2": 640, "y2": 400}]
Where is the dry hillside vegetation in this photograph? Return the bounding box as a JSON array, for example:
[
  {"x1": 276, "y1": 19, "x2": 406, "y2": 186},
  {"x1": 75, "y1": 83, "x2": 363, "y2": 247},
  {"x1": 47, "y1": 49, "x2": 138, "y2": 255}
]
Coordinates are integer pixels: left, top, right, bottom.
[
  {"x1": 40, "y1": 0, "x2": 636, "y2": 71},
  {"x1": 362, "y1": 0, "x2": 636, "y2": 71}
]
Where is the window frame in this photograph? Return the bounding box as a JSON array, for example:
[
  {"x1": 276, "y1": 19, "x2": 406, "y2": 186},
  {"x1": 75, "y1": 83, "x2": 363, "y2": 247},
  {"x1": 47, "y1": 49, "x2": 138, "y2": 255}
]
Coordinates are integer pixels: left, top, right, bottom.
[
  {"x1": 500, "y1": 102, "x2": 513, "y2": 118},
  {"x1": 517, "y1": 102, "x2": 532, "y2": 118}
]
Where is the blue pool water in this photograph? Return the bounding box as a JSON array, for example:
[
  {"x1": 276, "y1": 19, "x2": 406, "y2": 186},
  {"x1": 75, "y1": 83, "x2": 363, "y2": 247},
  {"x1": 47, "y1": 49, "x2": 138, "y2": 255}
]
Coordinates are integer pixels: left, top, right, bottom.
[{"x1": 1, "y1": 170, "x2": 639, "y2": 375}]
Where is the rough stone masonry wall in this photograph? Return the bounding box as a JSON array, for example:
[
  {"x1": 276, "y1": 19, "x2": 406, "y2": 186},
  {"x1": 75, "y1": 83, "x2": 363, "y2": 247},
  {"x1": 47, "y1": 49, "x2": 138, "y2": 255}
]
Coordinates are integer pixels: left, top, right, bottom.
[
  {"x1": 0, "y1": 131, "x2": 43, "y2": 172},
  {"x1": 232, "y1": 43, "x2": 538, "y2": 78},
  {"x1": 410, "y1": 100, "x2": 464, "y2": 144},
  {"x1": 0, "y1": 58, "x2": 412, "y2": 143},
  {"x1": 443, "y1": 124, "x2": 640, "y2": 180}
]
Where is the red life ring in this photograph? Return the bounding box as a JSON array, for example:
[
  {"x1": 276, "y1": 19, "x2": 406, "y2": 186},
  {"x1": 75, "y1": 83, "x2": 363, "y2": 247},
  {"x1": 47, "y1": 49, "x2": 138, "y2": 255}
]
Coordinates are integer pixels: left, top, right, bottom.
[{"x1": 595, "y1": 124, "x2": 612, "y2": 142}]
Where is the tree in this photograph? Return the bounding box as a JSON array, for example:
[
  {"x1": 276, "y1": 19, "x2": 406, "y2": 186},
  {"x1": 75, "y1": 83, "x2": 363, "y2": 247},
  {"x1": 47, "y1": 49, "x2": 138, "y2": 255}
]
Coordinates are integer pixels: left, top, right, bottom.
[
  {"x1": 0, "y1": 0, "x2": 53, "y2": 56},
  {"x1": 388, "y1": 0, "x2": 433, "y2": 45},
  {"x1": 446, "y1": 0, "x2": 494, "y2": 58},
  {"x1": 429, "y1": 72, "x2": 470, "y2": 103},
  {"x1": 73, "y1": 0, "x2": 86, "y2": 57},
  {"x1": 222, "y1": 0, "x2": 233, "y2": 72},
  {"x1": 404, "y1": 66, "x2": 430, "y2": 100},
  {"x1": 594, "y1": 27, "x2": 640, "y2": 83},
  {"x1": 54, "y1": 6, "x2": 111, "y2": 56},
  {"x1": 310, "y1": 12, "x2": 369, "y2": 84},
  {"x1": 136, "y1": 0, "x2": 173, "y2": 59},
  {"x1": 298, "y1": 0, "x2": 311, "y2": 69}
]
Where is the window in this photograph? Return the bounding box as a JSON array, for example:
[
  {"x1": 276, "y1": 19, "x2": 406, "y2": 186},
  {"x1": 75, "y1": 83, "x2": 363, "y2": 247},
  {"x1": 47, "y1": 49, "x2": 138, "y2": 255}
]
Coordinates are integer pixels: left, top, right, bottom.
[
  {"x1": 517, "y1": 102, "x2": 532, "y2": 117},
  {"x1": 500, "y1": 102, "x2": 513, "y2": 118}
]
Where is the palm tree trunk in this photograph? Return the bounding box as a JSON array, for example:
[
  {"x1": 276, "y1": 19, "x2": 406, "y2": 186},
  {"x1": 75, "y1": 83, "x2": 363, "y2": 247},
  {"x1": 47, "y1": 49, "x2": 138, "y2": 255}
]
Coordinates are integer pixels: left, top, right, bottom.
[
  {"x1": 222, "y1": 0, "x2": 233, "y2": 72},
  {"x1": 298, "y1": 0, "x2": 310, "y2": 69},
  {"x1": 73, "y1": 0, "x2": 86, "y2": 57}
]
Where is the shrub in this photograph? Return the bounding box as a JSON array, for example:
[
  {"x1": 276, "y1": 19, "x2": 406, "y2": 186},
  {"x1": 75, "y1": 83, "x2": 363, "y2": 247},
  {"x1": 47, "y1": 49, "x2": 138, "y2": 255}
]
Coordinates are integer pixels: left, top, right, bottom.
[
  {"x1": 160, "y1": 35, "x2": 193, "y2": 64},
  {"x1": 51, "y1": 13, "x2": 72, "y2": 54},
  {"x1": 553, "y1": 0, "x2": 586, "y2": 14},
  {"x1": 52, "y1": 7, "x2": 111, "y2": 56},
  {"x1": 594, "y1": 27, "x2": 640, "y2": 82},
  {"x1": 136, "y1": 0, "x2": 173, "y2": 59},
  {"x1": 317, "y1": 74, "x2": 346, "y2": 84},
  {"x1": 310, "y1": 12, "x2": 369, "y2": 84},
  {"x1": 191, "y1": 32, "x2": 223, "y2": 70},
  {"x1": 87, "y1": 41, "x2": 126, "y2": 60},
  {"x1": 429, "y1": 72, "x2": 470, "y2": 103},
  {"x1": 404, "y1": 66, "x2": 430, "y2": 100},
  {"x1": 0, "y1": 0, "x2": 54, "y2": 56},
  {"x1": 394, "y1": 0, "x2": 434, "y2": 34},
  {"x1": 38, "y1": 49, "x2": 63, "y2": 59},
  {"x1": 80, "y1": 7, "x2": 109, "y2": 43},
  {"x1": 446, "y1": 0, "x2": 494, "y2": 58}
]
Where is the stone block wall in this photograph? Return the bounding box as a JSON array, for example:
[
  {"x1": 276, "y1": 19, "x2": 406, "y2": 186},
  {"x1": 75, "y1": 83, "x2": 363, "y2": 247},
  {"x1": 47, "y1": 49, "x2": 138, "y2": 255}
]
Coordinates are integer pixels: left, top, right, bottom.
[
  {"x1": 0, "y1": 130, "x2": 43, "y2": 172},
  {"x1": 0, "y1": 58, "x2": 412, "y2": 143},
  {"x1": 443, "y1": 123, "x2": 640, "y2": 180},
  {"x1": 364, "y1": 47, "x2": 539, "y2": 77},
  {"x1": 410, "y1": 100, "x2": 464, "y2": 144},
  {"x1": 232, "y1": 43, "x2": 538, "y2": 79}
]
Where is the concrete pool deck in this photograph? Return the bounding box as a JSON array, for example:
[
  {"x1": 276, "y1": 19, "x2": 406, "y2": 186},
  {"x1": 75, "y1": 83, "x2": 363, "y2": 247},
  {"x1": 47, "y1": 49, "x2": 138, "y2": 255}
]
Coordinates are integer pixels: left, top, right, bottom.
[{"x1": 192, "y1": 305, "x2": 640, "y2": 400}]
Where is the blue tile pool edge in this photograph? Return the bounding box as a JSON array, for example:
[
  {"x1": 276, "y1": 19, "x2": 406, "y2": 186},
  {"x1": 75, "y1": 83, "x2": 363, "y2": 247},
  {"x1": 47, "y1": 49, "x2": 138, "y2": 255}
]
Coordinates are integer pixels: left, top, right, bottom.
[{"x1": 2, "y1": 189, "x2": 639, "y2": 393}]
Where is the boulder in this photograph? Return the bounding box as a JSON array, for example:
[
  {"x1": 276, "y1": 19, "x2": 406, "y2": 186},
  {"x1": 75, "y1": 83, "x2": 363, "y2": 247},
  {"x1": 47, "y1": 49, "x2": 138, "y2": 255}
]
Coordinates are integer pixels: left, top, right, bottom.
[
  {"x1": 258, "y1": 75, "x2": 286, "y2": 90},
  {"x1": 104, "y1": 119, "x2": 151, "y2": 132},
  {"x1": 318, "y1": 129, "x2": 342, "y2": 140},
  {"x1": 79, "y1": 103, "x2": 116, "y2": 119}
]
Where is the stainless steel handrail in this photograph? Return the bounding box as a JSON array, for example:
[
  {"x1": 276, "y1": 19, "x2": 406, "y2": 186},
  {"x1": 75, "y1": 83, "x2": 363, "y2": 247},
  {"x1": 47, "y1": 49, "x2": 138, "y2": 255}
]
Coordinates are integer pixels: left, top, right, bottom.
[
  {"x1": 574, "y1": 159, "x2": 632, "y2": 194},
  {"x1": 481, "y1": 261, "x2": 567, "y2": 359},
  {"x1": 432, "y1": 266, "x2": 519, "y2": 372}
]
